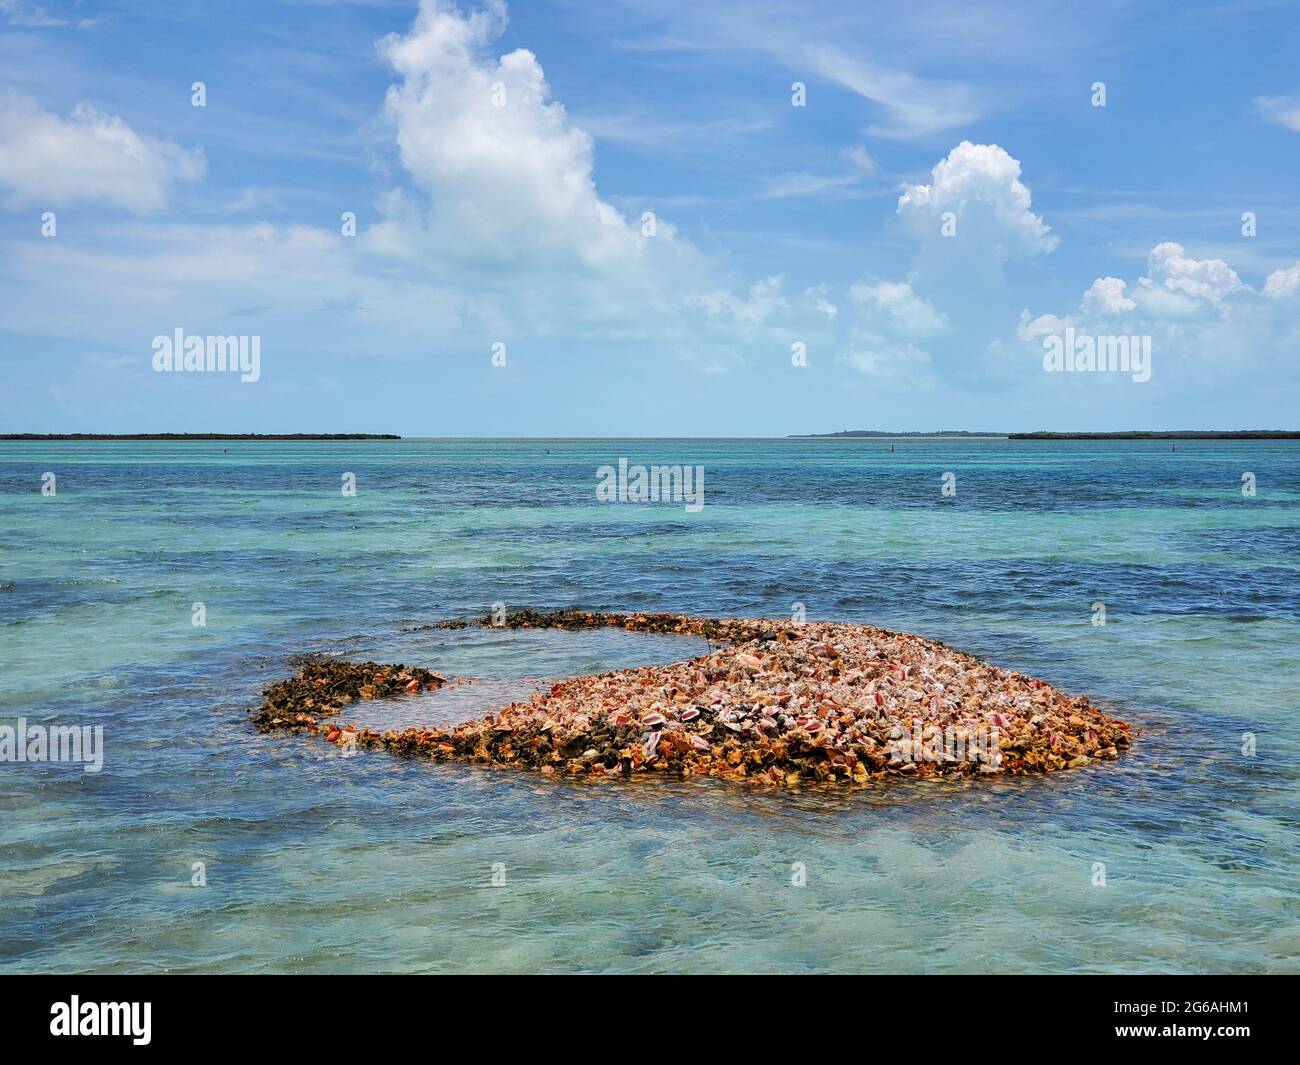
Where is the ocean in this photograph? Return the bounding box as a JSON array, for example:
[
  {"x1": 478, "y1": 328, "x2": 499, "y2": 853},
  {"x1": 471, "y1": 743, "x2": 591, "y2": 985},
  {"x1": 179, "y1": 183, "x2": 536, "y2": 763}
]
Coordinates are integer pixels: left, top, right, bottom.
[{"x1": 1, "y1": 438, "x2": 1297, "y2": 973}]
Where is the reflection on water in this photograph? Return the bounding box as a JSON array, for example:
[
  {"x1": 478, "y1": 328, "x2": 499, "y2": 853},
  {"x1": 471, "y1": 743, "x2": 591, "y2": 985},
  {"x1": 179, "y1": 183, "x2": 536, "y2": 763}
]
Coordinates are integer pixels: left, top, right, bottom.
[
  {"x1": 349, "y1": 677, "x2": 550, "y2": 731},
  {"x1": 340, "y1": 627, "x2": 712, "y2": 730}
]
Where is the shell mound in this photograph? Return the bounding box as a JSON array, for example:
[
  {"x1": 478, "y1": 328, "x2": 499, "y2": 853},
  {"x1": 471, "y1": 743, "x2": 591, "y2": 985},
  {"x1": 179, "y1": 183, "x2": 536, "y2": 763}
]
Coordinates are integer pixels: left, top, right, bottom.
[{"x1": 252, "y1": 611, "x2": 1132, "y2": 787}]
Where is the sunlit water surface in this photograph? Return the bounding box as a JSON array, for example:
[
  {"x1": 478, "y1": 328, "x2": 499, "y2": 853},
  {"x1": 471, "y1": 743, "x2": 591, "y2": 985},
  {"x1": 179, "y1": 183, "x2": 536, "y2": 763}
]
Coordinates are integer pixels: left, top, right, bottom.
[{"x1": 1, "y1": 439, "x2": 1297, "y2": 973}]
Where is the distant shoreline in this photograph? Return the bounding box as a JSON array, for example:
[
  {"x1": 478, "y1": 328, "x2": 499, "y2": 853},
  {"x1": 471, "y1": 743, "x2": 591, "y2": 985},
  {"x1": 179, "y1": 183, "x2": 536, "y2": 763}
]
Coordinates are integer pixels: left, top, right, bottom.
[
  {"x1": 1008, "y1": 431, "x2": 1300, "y2": 440},
  {"x1": 4, "y1": 431, "x2": 1298, "y2": 442},
  {"x1": 793, "y1": 430, "x2": 1300, "y2": 441},
  {"x1": 0, "y1": 433, "x2": 402, "y2": 441}
]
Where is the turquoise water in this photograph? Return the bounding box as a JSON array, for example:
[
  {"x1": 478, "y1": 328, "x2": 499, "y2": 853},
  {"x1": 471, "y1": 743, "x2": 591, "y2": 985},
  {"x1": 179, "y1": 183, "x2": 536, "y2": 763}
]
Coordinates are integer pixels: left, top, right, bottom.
[{"x1": 1, "y1": 438, "x2": 1297, "y2": 973}]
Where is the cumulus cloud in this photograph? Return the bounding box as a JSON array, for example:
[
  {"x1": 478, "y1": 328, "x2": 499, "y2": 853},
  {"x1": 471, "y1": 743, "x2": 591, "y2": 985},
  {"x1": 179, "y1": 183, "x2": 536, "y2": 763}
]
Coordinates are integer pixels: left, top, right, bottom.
[
  {"x1": 374, "y1": 0, "x2": 622, "y2": 265},
  {"x1": 839, "y1": 342, "x2": 932, "y2": 384},
  {"x1": 689, "y1": 275, "x2": 790, "y2": 324},
  {"x1": 0, "y1": 1, "x2": 1033, "y2": 402},
  {"x1": 1142, "y1": 241, "x2": 1245, "y2": 305},
  {"x1": 848, "y1": 279, "x2": 948, "y2": 338},
  {"x1": 1263, "y1": 262, "x2": 1300, "y2": 301},
  {"x1": 806, "y1": 286, "x2": 838, "y2": 320},
  {"x1": 0, "y1": 0, "x2": 833, "y2": 377},
  {"x1": 1016, "y1": 309, "x2": 1067, "y2": 341},
  {"x1": 0, "y1": 91, "x2": 204, "y2": 211},
  {"x1": 836, "y1": 277, "x2": 947, "y2": 386},
  {"x1": 1081, "y1": 277, "x2": 1136, "y2": 316},
  {"x1": 354, "y1": 0, "x2": 820, "y2": 359},
  {"x1": 1017, "y1": 242, "x2": 1300, "y2": 375},
  {"x1": 897, "y1": 141, "x2": 1057, "y2": 257}
]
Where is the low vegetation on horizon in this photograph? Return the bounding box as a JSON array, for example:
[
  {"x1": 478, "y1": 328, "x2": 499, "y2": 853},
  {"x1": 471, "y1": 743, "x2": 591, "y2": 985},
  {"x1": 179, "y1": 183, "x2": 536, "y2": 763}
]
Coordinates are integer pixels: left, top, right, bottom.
[
  {"x1": 793, "y1": 430, "x2": 1300, "y2": 440},
  {"x1": 0, "y1": 433, "x2": 402, "y2": 441}
]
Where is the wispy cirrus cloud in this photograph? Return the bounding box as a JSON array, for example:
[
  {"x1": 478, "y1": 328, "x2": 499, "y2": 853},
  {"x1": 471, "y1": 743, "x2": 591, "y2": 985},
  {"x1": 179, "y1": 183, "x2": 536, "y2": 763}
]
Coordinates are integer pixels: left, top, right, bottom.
[
  {"x1": 567, "y1": 110, "x2": 772, "y2": 149},
  {"x1": 600, "y1": 0, "x2": 1004, "y2": 140},
  {"x1": 0, "y1": 0, "x2": 93, "y2": 29},
  {"x1": 756, "y1": 170, "x2": 863, "y2": 200},
  {"x1": 757, "y1": 143, "x2": 883, "y2": 200},
  {"x1": 802, "y1": 44, "x2": 984, "y2": 139}
]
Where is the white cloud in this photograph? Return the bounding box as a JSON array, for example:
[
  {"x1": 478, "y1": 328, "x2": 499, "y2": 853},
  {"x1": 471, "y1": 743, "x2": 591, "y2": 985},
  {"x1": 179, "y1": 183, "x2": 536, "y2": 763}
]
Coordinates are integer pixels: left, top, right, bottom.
[
  {"x1": 0, "y1": 0, "x2": 826, "y2": 376},
  {"x1": 1017, "y1": 242, "x2": 1300, "y2": 374},
  {"x1": 374, "y1": 0, "x2": 624, "y2": 265},
  {"x1": 806, "y1": 286, "x2": 838, "y2": 320},
  {"x1": 567, "y1": 110, "x2": 770, "y2": 149},
  {"x1": 1263, "y1": 262, "x2": 1300, "y2": 301},
  {"x1": 756, "y1": 143, "x2": 882, "y2": 199},
  {"x1": 1081, "y1": 276, "x2": 1136, "y2": 316},
  {"x1": 897, "y1": 141, "x2": 1057, "y2": 257},
  {"x1": 843, "y1": 144, "x2": 879, "y2": 174},
  {"x1": 602, "y1": 0, "x2": 1069, "y2": 144},
  {"x1": 361, "y1": 0, "x2": 799, "y2": 357},
  {"x1": 1142, "y1": 241, "x2": 1244, "y2": 305},
  {"x1": 1, "y1": 2, "x2": 1040, "y2": 403},
  {"x1": 757, "y1": 170, "x2": 863, "y2": 199},
  {"x1": 1016, "y1": 309, "x2": 1067, "y2": 340},
  {"x1": 839, "y1": 341, "x2": 932, "y2": 384},
  {"x1": 0, "y1": 91, "x2": 204, "y2": 211},
  {"x1": 836, "y1": 277, "x2": 946, "y2": 386},
  {"x1": 1, "y1": 220, "x2": 466, "y2": 351},
  {"x1": 803, "y1": 44, "x2": 983, "y2": 139},
  {"x1": 0, "y1": 0, "x2": 92, "y2": 28},
  {"x1": 690, "y1": 275, "x2": 788, "y2": 324},
  {"x1": 1254, "y1": 94, "x2": 1300, "y2": 132},
  {"x1": 848, "y1": 279, "x2": 947, "y2": 338}
]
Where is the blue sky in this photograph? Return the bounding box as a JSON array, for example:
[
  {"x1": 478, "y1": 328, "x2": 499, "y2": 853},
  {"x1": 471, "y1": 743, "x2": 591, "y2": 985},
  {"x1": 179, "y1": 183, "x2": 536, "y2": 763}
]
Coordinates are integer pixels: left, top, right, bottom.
[{"x1": 1, "y1": 0, "x2": 1298, "y2": 434}]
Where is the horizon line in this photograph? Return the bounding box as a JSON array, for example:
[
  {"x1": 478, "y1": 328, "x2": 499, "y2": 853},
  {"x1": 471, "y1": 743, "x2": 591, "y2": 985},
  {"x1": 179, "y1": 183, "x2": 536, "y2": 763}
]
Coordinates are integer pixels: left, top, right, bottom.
[{"x1": 6, "y1": 430, "x2": 1300, "y2": 442}]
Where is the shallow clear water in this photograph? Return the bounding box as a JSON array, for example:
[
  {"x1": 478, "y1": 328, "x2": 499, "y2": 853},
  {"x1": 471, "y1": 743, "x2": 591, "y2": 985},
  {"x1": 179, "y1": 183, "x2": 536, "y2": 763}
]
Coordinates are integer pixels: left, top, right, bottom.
[{"x1": 1, "y1": 438, "x2": 1297, "y2": 973}]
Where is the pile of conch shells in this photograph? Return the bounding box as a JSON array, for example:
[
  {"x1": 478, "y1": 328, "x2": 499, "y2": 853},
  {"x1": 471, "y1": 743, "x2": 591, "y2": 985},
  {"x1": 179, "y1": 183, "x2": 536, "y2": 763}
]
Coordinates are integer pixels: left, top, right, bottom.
[{"x1": 253, "y1": 611, "x2": 1131, "y2": 788}]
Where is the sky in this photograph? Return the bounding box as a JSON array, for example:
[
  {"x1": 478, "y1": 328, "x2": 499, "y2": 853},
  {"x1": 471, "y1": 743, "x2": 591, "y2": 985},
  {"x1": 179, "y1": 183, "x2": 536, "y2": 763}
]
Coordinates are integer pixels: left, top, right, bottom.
[{"x1": 0, "y1": 0, "x2": 1298, "y2": 435}]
